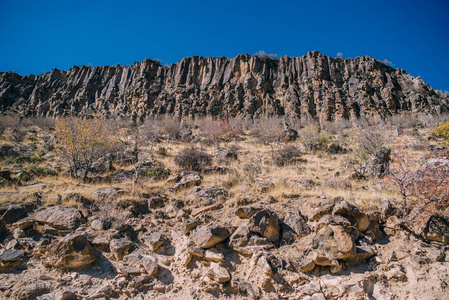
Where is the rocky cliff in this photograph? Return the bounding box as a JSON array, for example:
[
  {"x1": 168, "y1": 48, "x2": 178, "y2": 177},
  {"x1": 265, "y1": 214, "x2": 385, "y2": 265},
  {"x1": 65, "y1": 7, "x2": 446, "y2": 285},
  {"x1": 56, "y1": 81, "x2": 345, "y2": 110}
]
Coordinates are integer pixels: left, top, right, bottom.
[{"x1": 1, "y1": 51, "x2": 448, "y2": 121}]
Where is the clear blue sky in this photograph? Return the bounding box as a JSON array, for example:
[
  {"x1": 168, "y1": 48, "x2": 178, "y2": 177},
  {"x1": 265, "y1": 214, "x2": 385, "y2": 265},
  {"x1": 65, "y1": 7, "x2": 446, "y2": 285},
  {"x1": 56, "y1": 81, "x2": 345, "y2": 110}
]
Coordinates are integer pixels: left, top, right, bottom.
[{"x1": 1, "y1": 0, "x2": 448, "y2": 91}]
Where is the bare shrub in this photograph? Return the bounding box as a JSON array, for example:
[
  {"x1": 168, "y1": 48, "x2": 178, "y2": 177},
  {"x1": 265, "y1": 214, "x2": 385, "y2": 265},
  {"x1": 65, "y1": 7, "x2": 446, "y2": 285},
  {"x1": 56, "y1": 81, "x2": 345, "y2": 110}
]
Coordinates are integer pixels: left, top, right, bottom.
[
  {"x1": 19, "y1": 117, "x2": 55, "y2": 130},
  {"x1": 344, "y1": 125, "x2": 392, "y2": 178},
  {"x1": 272, "y1": 146, "x2": 302, "y2": 167},
  {"x1": 0, "y1": 115, "x2": 19, "y2": 136},
  {"x1": 388, "y1": 150, "x2": 449, "y2": 226},
  {"x1": 298, "y1": 125, "x2": 329, "y2": 152},
  {"x1": 174, "y1": 147, "x2": 212, "y2": 172},
  {"x1": 201, "y1": 117, "x2": 242, "y2": 148},
  {"x1": 160, "y1": 115, "x2": 182, "y2": 140},
  {"x1": 249, "y1": 117, "x2": 285, "y2": 145}
]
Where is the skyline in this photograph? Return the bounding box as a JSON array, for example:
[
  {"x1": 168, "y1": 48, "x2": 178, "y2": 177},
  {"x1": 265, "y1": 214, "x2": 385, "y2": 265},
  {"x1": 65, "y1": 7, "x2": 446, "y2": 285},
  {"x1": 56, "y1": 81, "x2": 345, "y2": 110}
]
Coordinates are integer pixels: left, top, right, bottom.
[{"x1": 1, "y1": 0, "x2": 448, "y2": 92}]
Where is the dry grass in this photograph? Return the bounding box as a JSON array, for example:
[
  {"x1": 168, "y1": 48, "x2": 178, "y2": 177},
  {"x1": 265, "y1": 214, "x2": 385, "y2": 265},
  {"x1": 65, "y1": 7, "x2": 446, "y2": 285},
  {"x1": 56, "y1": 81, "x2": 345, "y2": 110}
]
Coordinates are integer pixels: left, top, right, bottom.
[{"x1": 0, "y1": 118, "x2": 443, "y2": 213}]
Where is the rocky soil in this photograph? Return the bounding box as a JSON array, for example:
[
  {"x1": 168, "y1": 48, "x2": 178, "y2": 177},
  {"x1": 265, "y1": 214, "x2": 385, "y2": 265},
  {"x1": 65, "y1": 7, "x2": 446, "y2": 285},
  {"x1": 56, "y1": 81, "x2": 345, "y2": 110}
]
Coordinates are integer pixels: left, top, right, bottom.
[
  {"x1": 1, "y1": 51, "x2": 448, "y2": 121},
  {"x1": 1, "y1": 169, "x2": 449, "y2": 299}
]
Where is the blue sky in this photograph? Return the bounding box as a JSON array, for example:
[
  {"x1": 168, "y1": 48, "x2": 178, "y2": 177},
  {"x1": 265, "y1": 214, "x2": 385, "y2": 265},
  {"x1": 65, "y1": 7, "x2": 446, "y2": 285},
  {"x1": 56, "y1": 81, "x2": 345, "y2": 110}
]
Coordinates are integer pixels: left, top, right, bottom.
[{"x1": 1, "y1": 0, "x2": 448, "y2": 91}]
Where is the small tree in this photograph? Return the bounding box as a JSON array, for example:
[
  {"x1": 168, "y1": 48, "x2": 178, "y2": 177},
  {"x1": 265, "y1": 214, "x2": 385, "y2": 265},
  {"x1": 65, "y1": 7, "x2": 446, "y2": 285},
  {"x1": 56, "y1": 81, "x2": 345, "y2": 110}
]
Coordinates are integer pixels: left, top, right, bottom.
[{"x1": 55, "y1": 117, "x2": 116, "y2": 180}]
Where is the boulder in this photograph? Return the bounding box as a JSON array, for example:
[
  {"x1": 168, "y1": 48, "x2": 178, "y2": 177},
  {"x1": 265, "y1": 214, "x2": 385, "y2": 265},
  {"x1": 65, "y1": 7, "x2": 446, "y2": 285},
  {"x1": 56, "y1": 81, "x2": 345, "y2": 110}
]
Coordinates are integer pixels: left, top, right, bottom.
[
  {"x1": 123, "y1": 252, "x2": 159, "y2": 275},
  {"x1": 248, "y1": 209, "x2": 280, "y2": 243},
  {"x1": 282, "y1": 212, "x2": 311, "y2": 241},
  {"x1": 205, "y1": 262, "x2": 231, "y2": 283},
  {"x1": 143, "y1": 232, "x2": 166, "y2": 251},
  {"x1": 0, "y1": 249, "x2": 25, "y2": 272},
  {"x1": 422, "y1": 215, "x2": 449, "y2": 244},
  {"x1": 191, "y1": 224, "x2": 231, "y2": 249},
  {"x1": 167, "y1": 171, "x2": 202, "y2": 190},
  {"x1": 110, "y1": 237, "x2": 134, "y2": 260},
  {"x1": 312, "y1": 225, "x2": 356, "y2": 261},
  {"x1": 46, "y1": 234, "x2": 96, "y2": 270},
  {"x1": 235, "y1": 207, "x2": 260, "y2": 219},
  {"x1": 34, "y1": 206, "x2": 85, "y2": 230}
]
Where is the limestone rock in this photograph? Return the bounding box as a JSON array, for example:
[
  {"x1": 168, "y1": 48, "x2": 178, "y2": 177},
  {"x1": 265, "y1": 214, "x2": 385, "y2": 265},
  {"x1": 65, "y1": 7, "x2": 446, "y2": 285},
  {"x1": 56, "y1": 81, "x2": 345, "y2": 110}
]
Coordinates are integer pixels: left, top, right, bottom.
[
  {"x1": 46, "y1": 234, "x2": 96, "y2": 270},
  {"x1": 34, "y1": 206, "x2": 85, "y2": 230}
]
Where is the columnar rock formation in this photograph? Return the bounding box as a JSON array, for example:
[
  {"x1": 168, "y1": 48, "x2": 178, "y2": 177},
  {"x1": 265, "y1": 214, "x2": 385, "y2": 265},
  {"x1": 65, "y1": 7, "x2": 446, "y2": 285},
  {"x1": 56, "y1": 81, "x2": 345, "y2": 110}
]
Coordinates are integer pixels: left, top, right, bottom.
[{"x1": 1, "y1": 51, "x2": 448, "y2": 121}]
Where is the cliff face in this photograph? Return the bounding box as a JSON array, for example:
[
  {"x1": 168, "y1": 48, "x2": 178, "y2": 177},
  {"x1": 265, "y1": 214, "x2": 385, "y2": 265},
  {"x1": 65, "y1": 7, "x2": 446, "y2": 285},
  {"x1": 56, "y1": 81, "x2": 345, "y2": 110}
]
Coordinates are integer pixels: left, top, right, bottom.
[{"x1": 1, "y1": 51, "x2": 448, "y2": 121}]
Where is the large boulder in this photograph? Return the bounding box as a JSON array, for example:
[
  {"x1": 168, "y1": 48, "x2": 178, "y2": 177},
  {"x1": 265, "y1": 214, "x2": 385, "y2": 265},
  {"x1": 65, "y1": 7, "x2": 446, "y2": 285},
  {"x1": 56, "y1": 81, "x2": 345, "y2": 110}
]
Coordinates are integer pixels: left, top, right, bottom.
[
  {"x1": 0, "y1": 249, "x2": 25, "y2": 272},
  {"x1": 248, "y1": 209, "x2": 280, "y2": 243},
  {"x1": 34, "y1": 206, "x2": 85, "y2": 230},
  {"x1": 191, "y1": 224, "x2": 231, "y2": 249},
  {"x1": 282, "y1": 212, "x2": 311, "y2": 242},
  {"x1": 312, "y1": 225, "x2": 356, "y2": 261},
  {"x1": 46, "y1": 234, "x2": 96, "y2": 270},
  {"x1": 0, "y1": 202, "x2": 36, "y2": 224}
]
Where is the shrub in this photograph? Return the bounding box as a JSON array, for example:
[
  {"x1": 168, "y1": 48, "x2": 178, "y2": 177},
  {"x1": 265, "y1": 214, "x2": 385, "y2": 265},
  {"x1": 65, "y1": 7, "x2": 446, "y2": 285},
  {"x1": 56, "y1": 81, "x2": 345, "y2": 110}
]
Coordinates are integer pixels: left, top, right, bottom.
[
  {"x1": 174, "y1": 147, "x2": 212, "y2": 172},
  {"x1": 431, "y1": 121, "x2": 449, "y2": 146},
  {"x1": 272, "y1": 146, "x2": 302, "y2": 166},
  {"x1": 160, "y1": 116, "x2": 182, "y2": 140},
  {"x1": 298, "y1": 125, "x2": 329, "y2": 152},
  {"x1": 345, "y1": 125, "x2": 392, "y2": 178},
  {"x1": 201, "y1": 117, "x2": 242, "y2": 148},
  {"x1": 249, "y1": 117, "x2": 285, "y2": 145},
  {"x1": 55, "y1": 117, "x2": 118, "y2": 180}
]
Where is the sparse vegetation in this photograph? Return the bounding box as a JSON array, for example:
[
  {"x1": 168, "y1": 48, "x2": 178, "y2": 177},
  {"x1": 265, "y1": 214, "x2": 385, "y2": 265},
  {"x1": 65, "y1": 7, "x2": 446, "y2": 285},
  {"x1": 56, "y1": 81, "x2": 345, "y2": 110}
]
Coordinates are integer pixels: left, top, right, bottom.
[{"x1": 174, "y1": 146, "x2": 212, "y2": 172}]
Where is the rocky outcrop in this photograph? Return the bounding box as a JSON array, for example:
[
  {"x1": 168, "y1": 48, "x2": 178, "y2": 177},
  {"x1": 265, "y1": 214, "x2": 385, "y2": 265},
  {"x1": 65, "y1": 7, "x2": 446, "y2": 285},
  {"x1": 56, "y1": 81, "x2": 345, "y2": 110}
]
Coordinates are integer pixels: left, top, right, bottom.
[{"x1": 1, "y1": 52, "x2": 448, "y2": 121}]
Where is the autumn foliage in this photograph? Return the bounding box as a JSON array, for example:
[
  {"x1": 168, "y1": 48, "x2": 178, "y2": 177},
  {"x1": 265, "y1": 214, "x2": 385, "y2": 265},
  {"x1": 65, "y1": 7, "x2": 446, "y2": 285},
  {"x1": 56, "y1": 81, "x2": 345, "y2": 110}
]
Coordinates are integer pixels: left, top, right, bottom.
[{"x1": 55, "y1": 117, "x2": 116, "y2": 180}]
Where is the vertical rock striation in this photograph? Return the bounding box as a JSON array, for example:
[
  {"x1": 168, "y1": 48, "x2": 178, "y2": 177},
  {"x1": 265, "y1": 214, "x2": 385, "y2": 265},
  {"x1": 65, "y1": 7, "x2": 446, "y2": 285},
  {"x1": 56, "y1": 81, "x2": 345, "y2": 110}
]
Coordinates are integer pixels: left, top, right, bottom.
[{"x1": 1, "y1": 51, "x2": 448, "y2": 121}]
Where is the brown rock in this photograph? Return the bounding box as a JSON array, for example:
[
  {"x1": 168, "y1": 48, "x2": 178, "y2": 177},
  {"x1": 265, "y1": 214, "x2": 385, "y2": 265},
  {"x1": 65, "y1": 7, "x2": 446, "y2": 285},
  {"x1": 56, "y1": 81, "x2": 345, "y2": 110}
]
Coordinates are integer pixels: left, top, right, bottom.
[
  {"x1": 191, "y1": 224, "x2": 231, "y2": 249},
  {"x1": 34, "y1": 206, "x2": 85, "y2": 230},
  {"x1": 46, "y1": 234, "x2": 96, "y2": 270}
]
